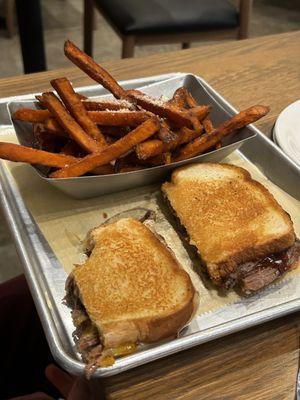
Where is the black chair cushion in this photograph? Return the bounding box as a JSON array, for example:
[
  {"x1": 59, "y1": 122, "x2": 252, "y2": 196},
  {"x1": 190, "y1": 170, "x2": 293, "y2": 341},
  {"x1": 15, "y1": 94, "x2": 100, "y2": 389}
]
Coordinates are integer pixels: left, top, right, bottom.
[{"x1": 95, "y1": 0, "x2": 239, "y2": 35}]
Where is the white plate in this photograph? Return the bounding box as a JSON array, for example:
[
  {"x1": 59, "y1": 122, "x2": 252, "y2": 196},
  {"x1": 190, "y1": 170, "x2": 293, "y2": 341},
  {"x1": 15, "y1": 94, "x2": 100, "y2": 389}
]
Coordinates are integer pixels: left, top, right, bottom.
[{"x1": 274, "y1": 100, "x2": 300, "y2": 166}]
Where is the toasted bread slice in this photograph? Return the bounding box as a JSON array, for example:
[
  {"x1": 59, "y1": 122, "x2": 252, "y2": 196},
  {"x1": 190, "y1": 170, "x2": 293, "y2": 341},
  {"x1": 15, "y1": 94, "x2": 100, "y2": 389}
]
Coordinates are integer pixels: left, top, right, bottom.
[
  {"x1": 72, "y1": 218, "x2": 197, "y2": 349},
  {"x1": 162, "y1": 163, "x2": 295, "y2": 285}
]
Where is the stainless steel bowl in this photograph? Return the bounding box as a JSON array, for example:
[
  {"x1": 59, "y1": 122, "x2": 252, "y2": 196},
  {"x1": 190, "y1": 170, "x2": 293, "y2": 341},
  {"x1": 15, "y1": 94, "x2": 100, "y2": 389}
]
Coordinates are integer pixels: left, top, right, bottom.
[{"x1": 8, "y1": 73, "x2": 256, "y2": 199}]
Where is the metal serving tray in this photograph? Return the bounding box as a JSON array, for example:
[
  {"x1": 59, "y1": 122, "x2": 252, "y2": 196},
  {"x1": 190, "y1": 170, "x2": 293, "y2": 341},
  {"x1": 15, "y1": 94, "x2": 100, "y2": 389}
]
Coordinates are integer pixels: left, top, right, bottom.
[
  {"x1": 7, "y1": 73, "x2": 256, "y2": 199},
  {"x1": 0, "y1": 73, "x2": 300, "y2": 379}
]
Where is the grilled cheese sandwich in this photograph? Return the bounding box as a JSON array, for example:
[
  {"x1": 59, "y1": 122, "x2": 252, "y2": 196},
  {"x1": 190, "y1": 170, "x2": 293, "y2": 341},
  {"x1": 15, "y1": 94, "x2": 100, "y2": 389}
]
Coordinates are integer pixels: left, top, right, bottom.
[
  {"x1": 162, "y1": 163, "x2": 300, "y2": 294},
  {"x1": 65, "y1": 217, "x2": 197, "y2": 375}
]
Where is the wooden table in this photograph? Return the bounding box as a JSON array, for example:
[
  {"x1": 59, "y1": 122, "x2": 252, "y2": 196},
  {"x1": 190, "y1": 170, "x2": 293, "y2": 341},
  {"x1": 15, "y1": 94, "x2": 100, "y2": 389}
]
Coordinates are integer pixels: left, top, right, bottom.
[{"x1": 1, "y1": 31, "x2": 300, "y2": 399}]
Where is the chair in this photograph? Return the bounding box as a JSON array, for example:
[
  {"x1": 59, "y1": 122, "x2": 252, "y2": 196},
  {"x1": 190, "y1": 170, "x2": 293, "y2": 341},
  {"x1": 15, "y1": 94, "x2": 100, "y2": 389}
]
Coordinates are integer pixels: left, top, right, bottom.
[
  {"x1": 4, "y1": 0, "x2": 15, "y2": 37},
  {"x1": 15, "y1": 0, "x2": 46, "y2": 73},
  {"x1": 83, "y1": 0, "x2": 253, "y2": 58}
]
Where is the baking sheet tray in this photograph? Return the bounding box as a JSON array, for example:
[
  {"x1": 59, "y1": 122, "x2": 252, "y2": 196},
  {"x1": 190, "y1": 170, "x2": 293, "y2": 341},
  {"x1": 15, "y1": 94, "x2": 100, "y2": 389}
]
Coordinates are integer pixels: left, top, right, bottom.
[{"x1": 0, "y1": 73, "x2": 299, "y2": 378}]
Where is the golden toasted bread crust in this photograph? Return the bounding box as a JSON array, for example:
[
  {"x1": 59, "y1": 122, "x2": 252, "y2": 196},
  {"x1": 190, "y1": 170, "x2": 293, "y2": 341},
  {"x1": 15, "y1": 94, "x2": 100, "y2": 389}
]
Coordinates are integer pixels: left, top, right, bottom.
[
  {"x1": 73, "y1": 218, "x2": 197, "y2": 347},
  {"x1": 102, "y1": 293, "x2": 197, "y2": 348},
  {"x1": 162, "y1": 163, "x2": 295, "y2": 285}
]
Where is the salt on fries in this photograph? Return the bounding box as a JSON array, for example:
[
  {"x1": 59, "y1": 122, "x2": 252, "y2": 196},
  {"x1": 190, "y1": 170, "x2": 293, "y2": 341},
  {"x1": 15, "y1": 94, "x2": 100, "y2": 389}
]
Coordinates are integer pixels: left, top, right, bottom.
[{"x1": 6, "y1": 40, "x2": 269, "y2": 179}]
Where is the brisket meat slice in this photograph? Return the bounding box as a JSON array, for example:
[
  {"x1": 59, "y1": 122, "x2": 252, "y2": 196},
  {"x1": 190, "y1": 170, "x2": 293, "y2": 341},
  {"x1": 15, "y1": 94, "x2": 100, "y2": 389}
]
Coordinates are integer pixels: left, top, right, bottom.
[{"x1": 224, "y1": 240, "x2": 300, "y2": 294}]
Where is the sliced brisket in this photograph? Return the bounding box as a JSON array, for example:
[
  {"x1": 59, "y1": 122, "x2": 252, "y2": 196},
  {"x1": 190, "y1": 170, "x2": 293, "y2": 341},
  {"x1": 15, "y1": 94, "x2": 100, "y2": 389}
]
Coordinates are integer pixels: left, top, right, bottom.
[{"x1": 224, "y1": 240, "x2": 300, "y2": 294}]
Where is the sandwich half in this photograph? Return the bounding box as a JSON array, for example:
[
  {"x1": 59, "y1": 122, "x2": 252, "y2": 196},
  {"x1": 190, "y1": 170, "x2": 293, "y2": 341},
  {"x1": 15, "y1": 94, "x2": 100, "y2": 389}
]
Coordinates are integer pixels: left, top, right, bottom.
[
  {"x1": 162, "y1": 163, "x2": 300, "y2": 295},
  {"x1": 65, "y1": 217, "x2": 197, "y2": 375}
]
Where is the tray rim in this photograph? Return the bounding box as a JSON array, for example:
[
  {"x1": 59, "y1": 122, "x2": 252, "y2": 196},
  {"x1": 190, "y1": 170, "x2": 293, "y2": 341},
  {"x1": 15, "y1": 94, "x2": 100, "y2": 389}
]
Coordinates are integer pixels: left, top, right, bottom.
[{"x1": 0, "y1": 72, "x2": 300, "y2": 377}]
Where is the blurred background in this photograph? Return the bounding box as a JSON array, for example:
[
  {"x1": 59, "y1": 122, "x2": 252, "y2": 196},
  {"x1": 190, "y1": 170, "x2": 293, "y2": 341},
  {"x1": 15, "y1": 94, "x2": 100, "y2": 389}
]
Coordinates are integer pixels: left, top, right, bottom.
[{"x1": 0, "y1": 0, "x2": 299, "y2": 78}]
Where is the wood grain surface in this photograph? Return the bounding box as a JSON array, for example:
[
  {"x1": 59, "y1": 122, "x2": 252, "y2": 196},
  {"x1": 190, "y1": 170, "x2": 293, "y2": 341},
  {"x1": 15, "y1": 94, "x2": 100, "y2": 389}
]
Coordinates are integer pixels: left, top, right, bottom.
[
  {"x1": 1, "y1": 31, "x2": 300, "y2": 399},
  {"x1": 102, "y1": 316, "x2": 300, "y2": 400},
  {"x1": 1, "y1": 31, "x2": 299, "y2": 137}
]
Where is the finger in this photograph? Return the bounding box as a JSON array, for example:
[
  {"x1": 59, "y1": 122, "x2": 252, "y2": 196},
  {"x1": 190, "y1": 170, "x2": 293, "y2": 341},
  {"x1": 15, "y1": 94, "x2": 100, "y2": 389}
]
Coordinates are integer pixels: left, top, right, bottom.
[
  {"x1": 67, "y1": 378, "x2": 94, "y2": 400},
  {"x1": 45, "y1": 364, "x2": 75, "y2": 398}
]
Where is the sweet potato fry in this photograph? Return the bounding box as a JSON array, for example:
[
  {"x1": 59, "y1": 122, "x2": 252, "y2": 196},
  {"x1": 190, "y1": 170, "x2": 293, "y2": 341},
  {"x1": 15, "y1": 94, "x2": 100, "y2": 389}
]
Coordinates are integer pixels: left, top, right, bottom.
[
  {"x1": 83, "y1": 99, "x2": 133, "y2": 111},
  {"x1": 0, "y1": 133, "x2": 113, "y2": 174},
  {"x1": 148, "y1": 152, "x2": 172, "y2": 166},
  {"x1": 203, "y1": 117, "x2": 221, "y2": 149},
  {"x1": 167, "y1": 87, "x2": 188, "y2": 108},
  {"x1": 135, "y1": 140, "x2": 164, "y2": 160},
  {"x1": 127, "y1": 91, "x2": 192, "y2": 127},
  {"x1": 50, "y1": 118, "x2": 160, "y2": 178},
  {"x1": 185, "y1": 105, "x2": 211, "y2": 122},
  {"x1": 88, "y1": 111, "x2": 150, "y2": 126},
  {"x1": 190, "y1": 116, "x2": 202, "y2": 131},
  {"x1": 13, "y1": 108, "x2": 50, "y2": 123},
  {"x1": 35, "y1": 95, "x2": 44, "y2": 105},
  {"x1": 64, "y1": 40, "x2": 128, "y2": 100},
  {"x1": 126, "y1": 89, "x2": 143, "y2": 96},
  {"x1": 0, "y1": 141, "x2": 122, "y2": 176},
  {"x1": 175, "y1": 105, "x2": 270, "y2": 161},
  {"x1": 136, "y1": 126, "x2": 203, "y2": 160},
  {"x1": 76, "y1": 93, "x2": 87, "y2": 101},
  {"x1": 59, "y1": 142, "x2": 114, "y2": 174},
  {"x1": 177, "y1": 126, "x2": 204, "y2": 144},
  {"x1": 35, "y1": 93, "x2": 85, "y2": 106},
  {"x1": 44, "y1": 117, "x2": 68, "y2": 137},
  {"x1": 202, "y1": 117, "x2": 214, "y2": 133},
  {"x1": 162, "y1": 152, "x2": 172, "y2": 164},
  {"x1": 114, "y1": 152, "x2": 148, "y2": 172},
  {"x1": 157, "y1": 121, "x2": 177, "y2": 143},
  {"x1": 51, "y1": 78, "x2": 107, "y2": 147},
  {"x1": 0, "y1": 142, "x2": 78, "y2": 168},
  {"x1": 14, "y1": 107, "x2": 142, "y2": 130},
  {"x1": 42, "y1": 92, "x2": 103, "y2": 153},
  {"x1": 185, "y1": 91, "x2": 198, "y2": 108},
  {"x1": 45, "y1": 115, "x2": 131, "y2": 137}
]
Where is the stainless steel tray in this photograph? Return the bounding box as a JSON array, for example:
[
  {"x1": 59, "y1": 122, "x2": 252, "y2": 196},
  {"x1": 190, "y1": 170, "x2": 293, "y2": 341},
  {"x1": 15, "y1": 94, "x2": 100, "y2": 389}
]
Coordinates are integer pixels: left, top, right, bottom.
[
  {"x1": 7, "y1": 73, "x2": 256, "y2": 199},
  {"x1": 0, "y1": 73, "x2": 300, "y2": 379}
]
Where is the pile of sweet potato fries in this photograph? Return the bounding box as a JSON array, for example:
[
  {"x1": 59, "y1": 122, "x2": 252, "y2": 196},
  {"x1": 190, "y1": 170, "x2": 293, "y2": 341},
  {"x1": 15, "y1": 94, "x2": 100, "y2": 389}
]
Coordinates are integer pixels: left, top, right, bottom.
[{"x1": 3, "y1": 40, "x2": 269, "y2": 179}]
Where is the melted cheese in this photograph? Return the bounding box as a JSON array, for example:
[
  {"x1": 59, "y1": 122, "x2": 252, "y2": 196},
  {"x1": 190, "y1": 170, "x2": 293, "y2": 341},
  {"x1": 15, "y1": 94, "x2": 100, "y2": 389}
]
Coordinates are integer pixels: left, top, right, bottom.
[{"x1": 98, "y1": 343, "x2": 137, "y2": 367}]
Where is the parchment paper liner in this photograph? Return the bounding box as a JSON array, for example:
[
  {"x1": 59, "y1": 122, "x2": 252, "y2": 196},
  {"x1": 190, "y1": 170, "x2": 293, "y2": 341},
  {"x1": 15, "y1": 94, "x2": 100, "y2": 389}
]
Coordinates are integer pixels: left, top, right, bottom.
[{"x1": 1, "y1": 133, "x2": 299, "y2": 332}]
